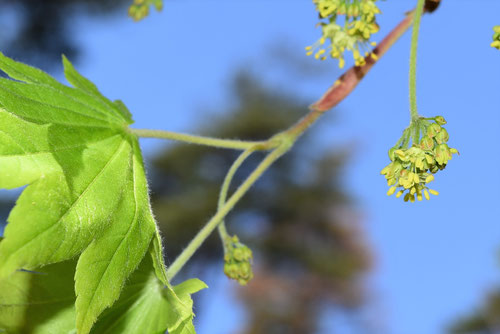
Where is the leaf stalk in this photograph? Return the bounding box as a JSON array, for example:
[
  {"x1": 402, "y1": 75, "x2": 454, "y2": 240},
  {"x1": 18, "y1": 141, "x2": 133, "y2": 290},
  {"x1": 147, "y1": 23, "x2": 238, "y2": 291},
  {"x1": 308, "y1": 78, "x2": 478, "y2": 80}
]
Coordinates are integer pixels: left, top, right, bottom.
[{"x1": 130, "y1": 128, "x2": 275, "y2": 151}]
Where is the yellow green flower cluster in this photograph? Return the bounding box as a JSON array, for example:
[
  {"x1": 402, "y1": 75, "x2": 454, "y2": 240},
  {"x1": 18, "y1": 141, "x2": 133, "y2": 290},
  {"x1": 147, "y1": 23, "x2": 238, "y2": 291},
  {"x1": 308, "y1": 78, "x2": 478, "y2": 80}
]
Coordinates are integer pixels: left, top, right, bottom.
[
  {"x1": 381, "y1": 116, "x2": 458, "y2": 202},
  {"x1": 492, "y1": 26, "x2": 500, "y2": 50},
  {"x1": 128, "y1": 0, "x2": 163, "y2": 21},
  {"x1": 306, "y1": 0, "x2": 381, "y2": 68},
  {"x1": 223, "y1": 235, "x2": 253, "y2": 285}
]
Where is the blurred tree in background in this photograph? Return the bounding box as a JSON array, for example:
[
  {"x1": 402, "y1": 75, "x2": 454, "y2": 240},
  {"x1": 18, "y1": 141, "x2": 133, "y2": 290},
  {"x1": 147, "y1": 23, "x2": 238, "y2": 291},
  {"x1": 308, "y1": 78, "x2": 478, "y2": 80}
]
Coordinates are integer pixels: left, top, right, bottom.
[
  {"x1": 0, "y1": 200, "x2": 10, "y2": 233},
  {"x1": 0, "y1": 0, "x2": 128, "y2": 70},
  {"x1": 449, "y1": 290, "x2": 500, "y2": 333},
  {"x1": 150, "y1": 71, "x2": 372, "y2": 333}
]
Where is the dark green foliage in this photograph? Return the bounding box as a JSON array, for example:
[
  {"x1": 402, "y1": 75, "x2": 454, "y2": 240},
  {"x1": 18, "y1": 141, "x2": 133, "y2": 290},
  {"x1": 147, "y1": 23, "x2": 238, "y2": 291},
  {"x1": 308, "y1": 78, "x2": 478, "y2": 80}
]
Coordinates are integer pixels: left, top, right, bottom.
[{"x1": 449, "y1": 291, "x2": 500, "y2": 334}]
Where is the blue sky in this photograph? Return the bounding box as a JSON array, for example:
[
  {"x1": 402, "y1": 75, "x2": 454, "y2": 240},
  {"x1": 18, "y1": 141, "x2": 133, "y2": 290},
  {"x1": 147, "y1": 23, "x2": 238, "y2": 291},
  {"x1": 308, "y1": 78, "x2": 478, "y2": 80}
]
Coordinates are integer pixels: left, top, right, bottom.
[{"x1": 4, "y1": 0, "x2": 500, "y2": 333}]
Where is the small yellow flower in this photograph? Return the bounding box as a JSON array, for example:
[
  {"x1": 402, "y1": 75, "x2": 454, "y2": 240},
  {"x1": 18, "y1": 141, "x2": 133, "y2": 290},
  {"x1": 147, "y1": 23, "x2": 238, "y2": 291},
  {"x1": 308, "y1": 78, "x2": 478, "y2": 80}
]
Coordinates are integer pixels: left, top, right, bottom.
[
  {"x1": 409, "y1": 194, "x2": 415, "y2": 203},
  {"x1": 128, "y1": 0, "x2": 162, "y2": 21},
  {"x1": 424, "y1": 189, "x2": 430, "y2": 200},
  {"x1": 420, "y1": 136, "x2": 434, "y2": 150},
  {"x1": 416, "y1": 190, "x2": 423, "y2": 201},
  {"x1": 395, "y1": 149, "x2": 407, "y2": 160},
  {"x1": 434, "y1": 116, "x2": 447, "y2": 125},
  {"x1": 492, "y1": 26, "x2": 500, "y2": 50},
  {"x1": 435, "y1": 128, "x2": 449, "y2": 144},
  {"x1": 387, "y1": 186, "x2": 397, "y2": 196},
  {"x1": 308, "y1": 0, "x2": 381, "y2": 68},
  {"x1": 428, "y1": 189, "x2": 439, "y2": 196},
  {"x1": 434, "y1": 144, "x2": 453, "y2": 165},
  {"x1": 426, "y1": 123, "x2": 441, "y2": 138}
]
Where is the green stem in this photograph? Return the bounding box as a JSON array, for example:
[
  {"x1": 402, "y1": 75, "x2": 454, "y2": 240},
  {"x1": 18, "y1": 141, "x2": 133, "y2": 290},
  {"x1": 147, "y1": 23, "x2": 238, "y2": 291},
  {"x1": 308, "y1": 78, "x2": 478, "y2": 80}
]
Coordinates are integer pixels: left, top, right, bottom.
[
  {"x1": 166, "y1": 146, "x2": 287, "y2": 281},
  {"x1": 393, "y1": 128, "x2": 409, "y2": 149},
  {"x1": 217, "y1": 148, "x2": 256, "y2": 249},
  {"x1": 130, "y1": 128, "x2": 273, "y2": 151},
  {"x1": 409, "y1": 0, "x2": 426, "y2": 121},
  {"x1": 402, "y1": 128, "x2": 411, "y2": 149},
  {"x1": 163, "y1": 5, "x2": 428, "y2": 279},
  {"x1": 412, "y1": 121, "x2": 420, "y2": 144}
]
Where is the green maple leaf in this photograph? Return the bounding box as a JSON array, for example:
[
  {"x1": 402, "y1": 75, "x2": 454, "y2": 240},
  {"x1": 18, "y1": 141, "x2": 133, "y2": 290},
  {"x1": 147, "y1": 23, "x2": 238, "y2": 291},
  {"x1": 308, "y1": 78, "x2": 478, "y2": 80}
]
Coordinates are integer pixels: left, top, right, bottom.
[
  {"x1": 0, "y1": 257, "x2": 78, "y2": 334},
  {"x1": 0, "y1": 243, "x2": 207, "y2": 334},
  {"x1": 0, "y1": 53, "x2": 198, "y2": 333},
  {"x1": 92, "y1": 255, "x2": 207, "y2": 334}
]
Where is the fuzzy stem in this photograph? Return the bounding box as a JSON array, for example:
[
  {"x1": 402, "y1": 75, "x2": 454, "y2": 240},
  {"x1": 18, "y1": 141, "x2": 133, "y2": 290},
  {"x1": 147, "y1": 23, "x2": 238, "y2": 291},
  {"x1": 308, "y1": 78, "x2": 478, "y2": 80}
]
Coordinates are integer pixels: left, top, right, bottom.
[
  {"x1": 217, "y1": 148, "x2": 256, "y2": 249},
  {"x1": 310, "y1": 11, "x2": 416, "y2": 112},
  {"x1": 166, "y1": 146, "x2": 287, "y2": 280},
  {"x1": 130, "y1": 128, "x2": 273, "y2": 151},
  {"x1": 409, "y1": 0, "x2": 426, "y2": 121},
  {"x1": 164, "y1": 3, "x2": 439, "y2": 280},
  {"x1": 286, "y1": 9, "x2": 417, "y2": 140}
]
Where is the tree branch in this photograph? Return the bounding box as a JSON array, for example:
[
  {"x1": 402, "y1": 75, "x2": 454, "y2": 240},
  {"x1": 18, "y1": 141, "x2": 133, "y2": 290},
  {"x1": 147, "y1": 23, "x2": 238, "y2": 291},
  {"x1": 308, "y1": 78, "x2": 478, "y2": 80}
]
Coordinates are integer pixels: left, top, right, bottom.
[{"x1": 285, "y1": 3, "x2": 440, "y2": 139}]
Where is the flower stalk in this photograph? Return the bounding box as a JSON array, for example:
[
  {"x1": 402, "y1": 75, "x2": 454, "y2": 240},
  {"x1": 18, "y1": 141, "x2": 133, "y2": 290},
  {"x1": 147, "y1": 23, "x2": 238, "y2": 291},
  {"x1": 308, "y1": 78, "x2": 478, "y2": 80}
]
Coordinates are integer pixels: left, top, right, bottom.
[
  {"x1": 165, "y1": 1, "x2": 441, "y2": 278},
  {"x1": 409, "y1": 0, "x2": 426, "y2": 121}
]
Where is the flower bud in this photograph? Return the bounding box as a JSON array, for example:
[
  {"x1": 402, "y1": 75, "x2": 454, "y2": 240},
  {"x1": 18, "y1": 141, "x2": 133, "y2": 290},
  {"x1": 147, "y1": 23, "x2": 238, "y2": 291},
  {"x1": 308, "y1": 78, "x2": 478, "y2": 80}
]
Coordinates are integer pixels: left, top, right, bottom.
[
  {"x1": 409, "y1": 194, "x2": 415, "y2": 203},
  {"x1": 388, "y1": 147, "x2": 397, "y2": 160},
  {"x1": 395, "y1": 149, "x2": 407, "y2": 161},
  {"x1": 224, "y1": 236, "x2": 254, "y2": 285},
  {"x1": 434, "y1": 144, "x2": 452, "y2": 165},
  {"x1": 420, "y1": 136, "x2": 434, "y2": 150},
  {"x1": 424, "y1": 189, "x2": 430, "y2": 200},
  {"x1": 429, "y1": 189, "x2": 439, "y2": 196},
  {"x1": 426, "y1": 123, "x2": 441, "y2": 138},
  {"x1": 387, "y1": 186, "x2": 397, "y2": 196},
  {"x1": 417, "y1": 191, "x2": 423, "y2": 201},
  {"x1": 434, "y1": 116, "x2": 447, "y2": 125},
  {"x1": 153, "y1": 0, "x2": 163, "y2": 10},
  {"x1": 493, "y1": 26, "x2": 500, "y2": 50},
  {"x1": 435, "y1": 128, "x2": 449, "y2": 144}
]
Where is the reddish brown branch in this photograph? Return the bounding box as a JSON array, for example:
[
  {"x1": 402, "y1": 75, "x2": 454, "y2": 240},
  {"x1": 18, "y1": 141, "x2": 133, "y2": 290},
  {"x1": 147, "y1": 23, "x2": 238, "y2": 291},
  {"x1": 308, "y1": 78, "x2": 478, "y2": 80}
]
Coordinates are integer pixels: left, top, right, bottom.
[
  {"x1": 311, "y1": 12, "x2": 415, "y2": 112},
  {"x1": 285, "y1": 10, "x2": 420, "y2": 139}
]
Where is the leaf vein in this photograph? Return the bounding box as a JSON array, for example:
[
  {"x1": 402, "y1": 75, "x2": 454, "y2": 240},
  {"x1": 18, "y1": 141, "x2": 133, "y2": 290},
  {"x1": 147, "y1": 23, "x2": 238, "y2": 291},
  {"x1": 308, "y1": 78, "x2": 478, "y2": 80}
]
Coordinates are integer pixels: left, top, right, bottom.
[
  {"x1": 79, "y1": 150, "x2": 140, "y2": 327},
  {"x1": 3, "y1": 137, "x2": 127, "y2": 267},
  {"x1": 0, "y1": 84, "x2": 112, "y2": 126}
]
